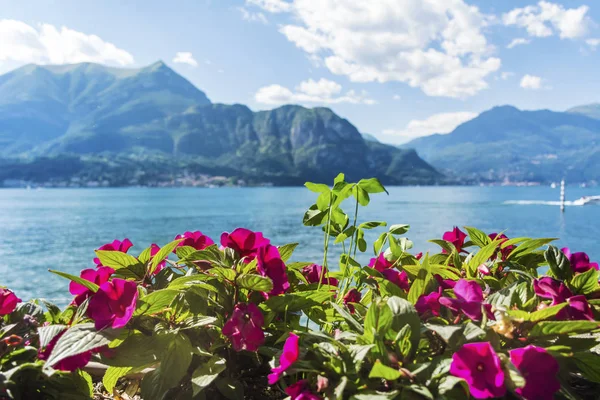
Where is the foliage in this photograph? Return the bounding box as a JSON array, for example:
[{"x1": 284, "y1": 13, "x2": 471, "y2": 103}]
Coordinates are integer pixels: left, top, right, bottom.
[{"x1": 1, "y1": 173, "x2": 600, "y2": 400}]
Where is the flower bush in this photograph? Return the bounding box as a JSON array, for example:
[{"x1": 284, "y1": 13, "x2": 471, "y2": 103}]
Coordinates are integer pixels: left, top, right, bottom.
[{"x1": 1, "y1": 173, "x2": 600, "y2": 400}]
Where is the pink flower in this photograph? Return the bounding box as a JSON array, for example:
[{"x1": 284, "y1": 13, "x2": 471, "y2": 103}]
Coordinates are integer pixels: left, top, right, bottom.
[
  {"x1": 256, "y1": 245, "x2": 290, "y2": 297},
  {"x1": 556, "y1": 295, "x2": 595, "y2": 321},
  {"x1": 435, "y1": 274, "x2": 457, "y2": 289},
  {"x1": 509, "y1": 345, "x2": 560, "y2": 400},
  {"x1": 450, "y1": 342, "x2": 506, "y2": 399},
  {"x1": 88, "y1": 279, "x2": 138, "y2": 330},
  {"x1": 69, "y1": 266, "x2": 114, "y2": 306},
  {"x1": 561, "y1": 248, "x2": 599, "y2": 273},
  {"x1": 488, "y1": 233, "x2": 514, "y2": 260},
  {"x1": 0, "y1": 288, "x2": 21, "y2": 315},
  {"x1": 439, "y1": 280, "x2": 494, "y2": 322},
  {"x1": 442, "y1": 227, "x2": 467, "y2": 254},
  {"x1": 149, "y1": 244, "x2": 166, "y2": 274},
  {"x1": 222, "y1": 303, "x2": 265, "y2": 352},
  {"x1": 415, "y1": 288, "x2": 442, "y2": 317},
  {"x1": 369, "y1": 253, "x2": 393, "y2": 272},
  {"x1": 174, "y1": 231, "x2": 214, "y2": 251},
  {"x1": 38, "y1": 330, "x2": 94, "y2": 371},
  {"x1": 415, "y1": 252, "x2": 423, "y2": 260},
  {"x1": 381, "y1": 269, "x2": 410, "y2": 291},
  {"x1": 343, "y1": 289, "x2": 362, "y2": 314},
  {"x1": 286, "y1": 380, "x2": 321, "y2": 400},
  {"x1": 533, "y1": 277, "x2": 573, "y2": 305},
  {"x1": 302, "y1": 264, "x2": 338, "y2": 286},
  {"x1": 220, "y1": 228, "x2": 270, "y2": 260},
  {"x1": 268, "y1": 333, "x2": 299, "y2": 384},
  {"x1": 94, "y1": 238, "x2": 133, "y2": 265}
]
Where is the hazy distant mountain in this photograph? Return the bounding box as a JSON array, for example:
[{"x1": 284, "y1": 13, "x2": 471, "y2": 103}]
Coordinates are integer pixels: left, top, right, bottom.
[
  {"x1": 402, "y1": 105, "x2": 600, "y2": 183},
  {"x1": 0, "y1": 62, "x2": 441, "y2": 185},
  {"x1": 361, "y1": 133, "x2": 380, "y2": 142},
  {"x1": 567, "y1": 103, "x2": 600, "y2": 120}
]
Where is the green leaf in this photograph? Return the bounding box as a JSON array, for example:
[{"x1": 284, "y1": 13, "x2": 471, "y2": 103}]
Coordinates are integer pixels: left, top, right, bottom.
[
  {"x1": 149, "y1": 239, "x2": 182, "y2": 274},
  {"x1": 330, "y1": 301, "x2": 364, "y2": 333},
  {"x1": 570, "y1": 268, "x2": 600, "y2": 295},
  {"x1": 573, "y1": 352, "x2": 600, "y2": 383},
  {"x1": 236, "y1": 274, "x2": 273, "y2": 292},
  {"x1": 101, "y1": 333, "x2": 166, "y2": 367},
  {"x1": 387, "y1": 297, "x2": 420, "y2": 352},
  {"x1": 349, "y1": 344, "x2": 375, "y2": 370},
  {"x1": 358, "y1": 178, "x2": 388, "y2": 194},
  {"x1": 211, "y1": 267, "x2": 237, "y2": 281},
  {"x1": 364, "y1": 300, "x2": 393, "y2": 342},
  {"x1": 216, "y1": 377, "x2": 245, "y2": 400},
  {"x1": 508, "y1": 238, "x2": 557, "y2": 260},
  {"x1": 354, "y1": 186, "x2": 370, "y2": 206},
  {"x1": 305, "y1": 182, "x2": 331, "y2": 193},
  {"x1": 180, "y1": 315, "x2": 218, "y2": 330},
  {"x1": 278, "y1": 243, "x2": 298, "y2": 262},
  {"x1": 428, "y1": 239, "x2": 456, "y2": 254},
  {"x1": 425, "y1": 324, "x2": 464, "y2": 348},
  {"x1": 529, "y1": 321, "x2": 599, "y2": 337},
  {"x1": 95, "y1": 250, "x2": 141, "y2": 270},
  {"x1": 464, "y1": 227, "x2": 491, "y2": 248},
  {"x1": 350, "y1": 391, "x2": 399, "y2": 400},
  {"x1": 528, "y1": 303, "x2": 568, "y2": 322},
  {"x1": 45, "y1": 323, "x2": 119, "y2": 368},
  {"x1": 141, "y1": 332, "x2": 193, "y2": 400},
  {"x1": 545, "y1": 245, "x2": 572, "y2": 280},
  {"x1": 38, "y1": 324, "x2": 67, "y2": 348},
  {"x1": 407, "y1": 255, "x2": 433, "y2": 304},
  {"x1": 369, "y1": 360, "x2": 402, "y2": 380},
  {"x1": 48, "y1": 270, "x2": 99, "y2": 293},
  {"x1": 466, "y1": 239, "x2": 501, "y2": 278},
  {"x1": 191, "y1": 356, "x2": 227, "y2": 396},
  {"x1": 138, "y1": 247, "x2": 153, "y2": 265},
  {"x1": 103, "y1": 366, "x2": 132, "y2": 393},
  {"x1": 135, "y1": 289, "x2": 179, "y2": 316},
  {"x1": 389, "y1": 224, "x2": 410, "y2": 235},
  {"x1": 360, "y1": 221, "x2": 387, "y2": 230}
]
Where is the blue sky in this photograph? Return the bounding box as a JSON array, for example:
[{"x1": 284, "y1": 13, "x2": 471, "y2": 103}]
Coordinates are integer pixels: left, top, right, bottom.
[{"x1": 1, "y1": 0, "x2": 600, "y2": 144}]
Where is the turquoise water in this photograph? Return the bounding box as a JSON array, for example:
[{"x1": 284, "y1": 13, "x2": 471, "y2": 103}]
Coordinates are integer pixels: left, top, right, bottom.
[{"x1": 1, "y1": 186, "x2": 599, "y2": 304}]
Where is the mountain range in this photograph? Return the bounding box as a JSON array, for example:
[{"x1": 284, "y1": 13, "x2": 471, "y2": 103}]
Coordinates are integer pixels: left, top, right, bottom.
[
  {"x1": 402, "y1": 105, "x2": 600, "y2": 183},
  {"x1": 0, "y1": 61, "x2": 441, "y2": 186}
]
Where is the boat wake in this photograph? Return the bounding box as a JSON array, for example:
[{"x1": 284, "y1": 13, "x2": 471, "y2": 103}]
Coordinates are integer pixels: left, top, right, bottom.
[{"x1": 504, "y1": 199, "x2": 589, "y2": 206}]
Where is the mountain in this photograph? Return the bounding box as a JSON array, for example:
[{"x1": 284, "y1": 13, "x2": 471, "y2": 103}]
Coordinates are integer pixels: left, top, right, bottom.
[
  {"x1": 402, "y1": 105, "x2": 600, "y2": 183},
  {"x1": 567, "y1": 103, "x2": 600, "y2": 120},
  {"x1": 0, "y1": 62, "x2": 441, "y2": 185},
  {"x1": 361, "y1": 133, "x2": 380, "y2": 142}
]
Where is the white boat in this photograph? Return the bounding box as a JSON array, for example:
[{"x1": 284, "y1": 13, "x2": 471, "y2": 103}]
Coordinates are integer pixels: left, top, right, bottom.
[{"x1": 573, "y1": 195, "x2": 600, "y2": 206}]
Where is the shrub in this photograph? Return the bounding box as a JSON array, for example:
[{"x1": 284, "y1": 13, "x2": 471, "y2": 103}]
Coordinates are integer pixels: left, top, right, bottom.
[{"x1": 1, "y1": 174, "x2": 600, "y2": 400}]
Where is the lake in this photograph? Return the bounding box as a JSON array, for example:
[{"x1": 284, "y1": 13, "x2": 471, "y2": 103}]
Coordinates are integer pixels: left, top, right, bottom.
[{"x1": 1, "y1": 186, "x2": 599, "y2": 304}]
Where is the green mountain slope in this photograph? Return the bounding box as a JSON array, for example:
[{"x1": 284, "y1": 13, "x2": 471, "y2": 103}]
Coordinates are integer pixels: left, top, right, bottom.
[
  {"x1": 0, "y1": 62, "x2": 441, "y2": 185},
  {"x1": 402, "y1": 105, "x2": 600, "y2": 183}
]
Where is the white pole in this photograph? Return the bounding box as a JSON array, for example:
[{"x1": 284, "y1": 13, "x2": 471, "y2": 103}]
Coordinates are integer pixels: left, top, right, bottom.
[{"x1": 560, "y1": 179, "x2": 565, "y2": 212}]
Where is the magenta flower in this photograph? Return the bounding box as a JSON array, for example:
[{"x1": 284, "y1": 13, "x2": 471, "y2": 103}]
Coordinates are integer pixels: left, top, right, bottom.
[
  {"x1": 38, "y1": 330, "x2": 93, "y2": 371},
  {"x1": 381, "y1": 269, "x2": 410, "y2": 291},
  {"x1": 415, "y1": 288, "x2": 442, "y2": 317},
  {"x1": 509, "y1": 345, "x2": 560, "y2": 400},
  {"x1": 561, "y1": 247, "x2": 599, "y2": 273},
  {"x1": 0, "y1": 288, "x2": 21, "y2": 315},
  {"x1": 257, "y1": 245, "x2": 290, "y2": 296},
  {"x1": 94, "y1": 238, "x2": 133, "y2": 265},
  {"x1": 533, "y1": 277, "x2": 573, "y2": 305},
  {"x1": 343, "y1": 289, "x2": 362, "y2": 314},
  {"x1": 268, "y1": 333, "x2": 300, "y2": 384},
  {"x1": 442, "y1": 227, "x2": 467, "y2": 253},
  {"x1": 88, "y1": 279, "x2": 138, "y2": 330},
  {"x1": 556, "y1": 295, "x2": 595, "y2": 321},
  {"x1": 369, "y1": 253, "x2": 394, "y2": 272},
  {"x1": 220, "y1": 228, "x2": 270, "y2": 260},
  {"x1": 69, "y1": 266, "x2": 114, "y2": 306},
  {"x1": 174, "y1": 231, "x2": 215, "y2": 251},
  {"x1": 488, "y1": 233, "x2": 514, "y2": 260},
  {"x1": 439, "y1": 279, "x2": 494, "y2": 322},
  {"x1": 222, "y1": 303, "x2": 265, "y2": 352},
  {"x1": 415, "y1": 252, "x2": 423, "y2": 260},
  {"x1": 450, "y1": 342, "x2": 506, "y2": 399},
  {"x1": 302, "y1": 264, "x2": 338, "y2": 286},
  {"x1": 149, "y1": 244, "x2": 167, "y2": 274},
  {"x1": 435, "y1": 274, "x2": 457, "y2": 289},
  {"x1": 286, "y1": 380, "x2": 321, "y2": 400}
]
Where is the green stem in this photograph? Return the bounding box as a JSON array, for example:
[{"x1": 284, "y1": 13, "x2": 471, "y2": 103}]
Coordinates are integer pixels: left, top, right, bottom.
[{"x1": 339, "y1": 193, "x2": 360, "y2": 302}]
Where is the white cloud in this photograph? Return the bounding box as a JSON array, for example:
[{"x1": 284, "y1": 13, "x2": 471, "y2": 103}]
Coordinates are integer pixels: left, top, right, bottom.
[
  {"x1": 503, "y1": 1, "x2": 591, "y2": 39},
  {"x1": 520, "y1": 74, "x2": 543, "y2": 89},
  {"x1": 500, "y1": 71, "x2": 514, "y2": 80},
  {"x1": 238, "y1": 7, "x2": 269, "y2": 24},
  {"x1": 255, "y1": 0, "x2": 500, "y2": 99},
  {"x1": 586, "y1": 38, "x2": 600, "y2": 49},
  {"x1": 255, "y1": 78, "x2": 376, "y2": 105},
  {"x1": 393, "y1": 94, "x2": 401, "y2": 100},
  {"x1": 246, "y1": 0, "x2": 292, "y2": 13},
  {"x1": 0, "y1": 19, "x2": 134, "y2": 66},
  {"x1": 381, "y1": 111, "x2": 478, "y2": 144},
  {"x1": 506, "y1": 38, "x2": 531, "y2": 48},
  {"x1": 172, "y1": 52, "x2": 199, "y2": 67}
]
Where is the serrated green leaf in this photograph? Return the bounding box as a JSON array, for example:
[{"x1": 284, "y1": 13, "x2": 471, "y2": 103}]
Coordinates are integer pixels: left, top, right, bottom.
[
  {"x1": 149, "y1": 239, "x2": 182, "y2": 274},
  {"x1": 38, "y1": 324, "x2": 67, "y2": 348},
  {"x1": 570, "y1": 268, "x2": 600, "y2": 295},
  {"x1": 236, "y1": 274, "x2": 273, "y2": 292},
  {"x1": 95, "y1": 250, "x2": 141, "y2": 270},
  {"x1": 529, "y1": 321, "x2": 599, "y2": 337},
  {"x1": 278, "y1": 243, "x2": 298, "y2": 262},
  {"x1": 369, "y1": 360, "x2": 402, "y2": 380},
  {"x1": 464, "y1": 227, "x2": 491, "y2": 248},
  {"x1": 103, "y1": 366, "x2": 132, "y2": 393},
  {"x1": 358, "y1": 178, "x2": 388, "y2": 194}
]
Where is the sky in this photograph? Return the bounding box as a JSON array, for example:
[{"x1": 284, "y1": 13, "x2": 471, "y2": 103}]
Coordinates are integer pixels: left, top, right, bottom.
[{"x1": 1, "y1": 0, "x2": 600, "y2": 144}]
